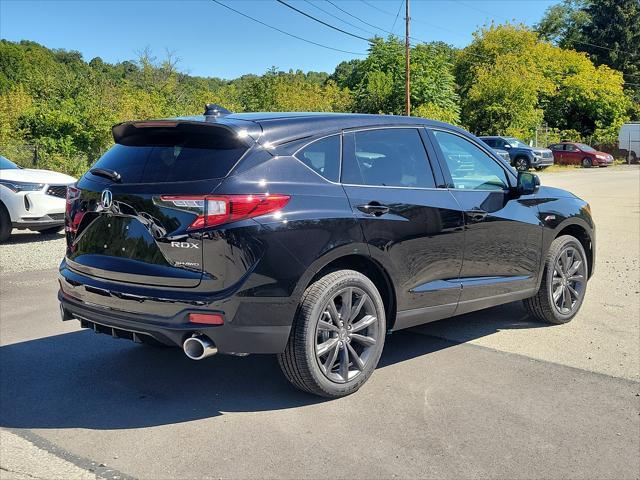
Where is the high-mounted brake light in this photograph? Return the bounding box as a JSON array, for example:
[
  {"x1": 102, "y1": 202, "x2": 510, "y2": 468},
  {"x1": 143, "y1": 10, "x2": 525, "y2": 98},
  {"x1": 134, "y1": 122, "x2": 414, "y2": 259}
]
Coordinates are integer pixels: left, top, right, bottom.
[{"x1": 160, "y1": 194, "x2": 290, "y2": 230}]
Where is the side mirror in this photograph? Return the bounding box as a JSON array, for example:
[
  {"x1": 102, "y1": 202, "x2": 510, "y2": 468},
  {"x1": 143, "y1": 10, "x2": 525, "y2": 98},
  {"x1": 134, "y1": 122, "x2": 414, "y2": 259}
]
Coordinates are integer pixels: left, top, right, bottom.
[{"x1": 517, "y1": 171, "x2": 540, "y2": 195}]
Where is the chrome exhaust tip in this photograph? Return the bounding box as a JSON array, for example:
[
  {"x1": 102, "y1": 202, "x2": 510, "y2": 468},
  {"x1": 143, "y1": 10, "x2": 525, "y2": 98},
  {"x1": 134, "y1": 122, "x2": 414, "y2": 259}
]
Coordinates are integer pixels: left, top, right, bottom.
[{"x1": 183, "y1": 334, "x2": 218, "y2": 360}]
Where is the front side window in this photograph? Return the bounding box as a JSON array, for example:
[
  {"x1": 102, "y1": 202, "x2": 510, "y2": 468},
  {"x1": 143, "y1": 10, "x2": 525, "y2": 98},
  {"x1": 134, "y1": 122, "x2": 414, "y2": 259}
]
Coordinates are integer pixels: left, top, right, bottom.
[
  {"x1": 342, "y1": 128, "x2": 435, "y2": 188},
  {"x1": 565, "y1": 144, "x2": 578, "y2": 152},
  {"x1": 295, "y1": 135, "x2": 340, "y2": 182},
  {"x1": 432, "y1": 130, "x2": 509, "y2": 191}
]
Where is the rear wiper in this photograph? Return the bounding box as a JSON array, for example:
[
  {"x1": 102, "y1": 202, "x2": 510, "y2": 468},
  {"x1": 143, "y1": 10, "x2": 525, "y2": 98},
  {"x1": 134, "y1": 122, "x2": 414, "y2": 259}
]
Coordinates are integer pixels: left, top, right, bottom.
[{"x1": 90, "y1": 168, "x2": 121, "y2": 183}]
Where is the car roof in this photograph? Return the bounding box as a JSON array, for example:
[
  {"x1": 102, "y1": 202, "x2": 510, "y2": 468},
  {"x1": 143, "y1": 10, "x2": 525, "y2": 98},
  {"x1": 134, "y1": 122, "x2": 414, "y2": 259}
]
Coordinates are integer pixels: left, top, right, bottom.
[{"x1": 169, "y1": 112, "x2": 465, "y2": 146}]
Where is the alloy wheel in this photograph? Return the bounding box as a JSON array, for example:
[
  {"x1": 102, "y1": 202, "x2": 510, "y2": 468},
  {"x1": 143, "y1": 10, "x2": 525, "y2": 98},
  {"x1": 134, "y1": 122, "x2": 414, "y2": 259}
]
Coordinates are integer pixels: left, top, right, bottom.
[
  {"x1": 552, "y1": 246, "x2": 586, "y2": 315},
  {"x1": 315, "y1": 287, "x2": 380, "y2": 383},
  {"x1": 515, "y1": 158, "x2": 528, "y2": 171}
]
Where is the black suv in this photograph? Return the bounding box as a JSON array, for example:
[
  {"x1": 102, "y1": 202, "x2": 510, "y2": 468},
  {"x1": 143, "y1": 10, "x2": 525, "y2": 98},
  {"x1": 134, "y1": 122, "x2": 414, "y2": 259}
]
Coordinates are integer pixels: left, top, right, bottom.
[{"x1": 59, "y1": 107, "x2": 595, "y2": 397}]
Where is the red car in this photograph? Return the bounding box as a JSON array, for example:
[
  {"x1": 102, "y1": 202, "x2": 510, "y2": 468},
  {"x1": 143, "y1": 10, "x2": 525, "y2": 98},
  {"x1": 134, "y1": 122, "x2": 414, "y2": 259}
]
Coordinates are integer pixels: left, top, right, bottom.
[{"x1": 549, "y1": 142, "x2": 614, "y2": 167}]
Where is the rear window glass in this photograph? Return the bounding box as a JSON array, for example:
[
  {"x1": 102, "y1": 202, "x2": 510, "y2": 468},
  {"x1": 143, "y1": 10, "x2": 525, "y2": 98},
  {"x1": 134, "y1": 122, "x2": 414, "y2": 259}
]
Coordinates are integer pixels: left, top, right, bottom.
[
  {"x1": 295, "y1": 135, "x2": 340, "y2": 182},
  {"x1": 89, "y1": 124, "x2": 247, "y2": 183}
]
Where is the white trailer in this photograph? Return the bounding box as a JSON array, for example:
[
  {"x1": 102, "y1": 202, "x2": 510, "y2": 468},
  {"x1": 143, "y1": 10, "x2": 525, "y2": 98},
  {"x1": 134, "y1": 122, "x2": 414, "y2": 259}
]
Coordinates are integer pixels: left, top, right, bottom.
[{"x1": 619, "y1": 122, "x2": 640, "y2": 163}]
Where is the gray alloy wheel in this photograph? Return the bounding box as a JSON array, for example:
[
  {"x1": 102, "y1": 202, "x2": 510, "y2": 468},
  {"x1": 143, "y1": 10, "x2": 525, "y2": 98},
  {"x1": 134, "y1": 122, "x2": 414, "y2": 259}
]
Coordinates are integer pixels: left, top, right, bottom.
[
  {"x1": 523, "y1": 235, "x2": 588, "y2": 324},
  {"x1": 314, "y1": 286, "x2": 380, "y2": 384},
  {"x1": 514, "y1": 157, "x2": 529, "y2": 171},
  {"x1": 278, "y1": 269, "x2": 386, "y2": 397},
  {"x1": 581, "y1": 157, "x2": 592, "y2": 168}
]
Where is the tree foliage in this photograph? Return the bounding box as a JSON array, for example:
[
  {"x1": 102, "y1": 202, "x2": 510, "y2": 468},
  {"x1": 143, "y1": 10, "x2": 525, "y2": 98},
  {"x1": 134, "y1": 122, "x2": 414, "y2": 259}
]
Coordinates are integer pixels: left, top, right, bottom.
[{"x1": 456, "y1": 24, "x2": 629, "y2": 139}]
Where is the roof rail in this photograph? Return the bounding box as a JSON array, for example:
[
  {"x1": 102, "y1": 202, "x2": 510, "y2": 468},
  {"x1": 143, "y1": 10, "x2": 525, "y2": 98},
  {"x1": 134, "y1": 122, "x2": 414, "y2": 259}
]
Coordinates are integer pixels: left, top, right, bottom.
[{"x1": 204, "y1": 104, "x2": 232, "y2": 118}]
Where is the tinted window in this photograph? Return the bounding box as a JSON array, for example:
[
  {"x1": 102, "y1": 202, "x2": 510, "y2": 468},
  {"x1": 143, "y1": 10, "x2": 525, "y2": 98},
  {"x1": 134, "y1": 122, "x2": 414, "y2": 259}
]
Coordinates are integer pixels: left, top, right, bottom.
[
  {"x1": 89, "y1": 126, "x2": 247, "y2": 183},
  {"x1": 342, "y1": 128, "x2": 435, "y2": 188},
  {"x1": 565, "y1": 144, "x2": 578, "y2": 152},
  {"x1": 550, "y1": 144, "x2": 564, "y2": 151},
  {"x1": 295, "y1": 135, "x2": 340, "y2": 182},
  {"x1": 481, "y1": 138, "x2": 496, "y2": 147},
  {"x1": 0, "y1": 156, "x2": 19, "y2": 170},
  {"x1": 433, "y1": 130, "x2": 509, "y2": 191}
]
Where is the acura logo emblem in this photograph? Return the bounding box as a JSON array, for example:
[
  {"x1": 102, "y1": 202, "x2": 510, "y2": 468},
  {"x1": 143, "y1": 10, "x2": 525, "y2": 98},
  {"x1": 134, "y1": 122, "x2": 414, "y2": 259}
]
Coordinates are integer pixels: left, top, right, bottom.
[{"x1": 101, "y1": 189, "x2": 113, "y2": 209}]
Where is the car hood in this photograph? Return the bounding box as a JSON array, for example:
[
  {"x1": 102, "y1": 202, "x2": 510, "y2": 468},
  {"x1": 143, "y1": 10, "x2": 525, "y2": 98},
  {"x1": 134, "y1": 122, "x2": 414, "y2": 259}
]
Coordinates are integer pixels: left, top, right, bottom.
[
  {"x1": 0, "y1": 168, "x2": 76, "y2": 185},
  {"x1": 532, "y1": 148, "x2": 552, "y2": 155}
]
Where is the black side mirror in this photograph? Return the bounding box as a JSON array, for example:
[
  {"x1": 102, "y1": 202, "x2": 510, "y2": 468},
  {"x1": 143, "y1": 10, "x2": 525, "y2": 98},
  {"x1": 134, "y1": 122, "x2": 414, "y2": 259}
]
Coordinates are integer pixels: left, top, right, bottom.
[{"x1": 516, "y1": 171, "x2": 540, "y2": 195}]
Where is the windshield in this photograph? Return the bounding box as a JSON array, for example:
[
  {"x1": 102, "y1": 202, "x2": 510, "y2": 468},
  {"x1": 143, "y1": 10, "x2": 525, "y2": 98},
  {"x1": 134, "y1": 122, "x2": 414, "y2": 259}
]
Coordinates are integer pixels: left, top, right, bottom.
[
  {"x1": 576, "y1": 143, "x2": 596, "y2": 152},
  {"x1": 505, "y1": 138, "x2": 530, "y2": 148},
  {"x1": 0, "y1": 156, "x2": 20, "y2": 170}
]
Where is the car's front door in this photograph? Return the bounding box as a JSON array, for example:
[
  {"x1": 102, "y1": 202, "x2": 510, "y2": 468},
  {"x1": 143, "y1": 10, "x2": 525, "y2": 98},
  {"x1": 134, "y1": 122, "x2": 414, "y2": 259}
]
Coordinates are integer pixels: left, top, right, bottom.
[
  {"x1": 428, "y1": 128, "x2": 543, "y2": 315},
  {"x1": 564, "y1": 144, "x2": 581, "y2": 164},
  {"x1": 341, "y1": 127, "x2": 465, "y2": 329}
]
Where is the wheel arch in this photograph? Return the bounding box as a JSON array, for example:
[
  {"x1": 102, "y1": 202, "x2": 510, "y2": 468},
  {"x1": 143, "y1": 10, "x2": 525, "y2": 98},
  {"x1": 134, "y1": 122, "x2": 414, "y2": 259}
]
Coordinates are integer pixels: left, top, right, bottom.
[
  {"x1": 295, "y1": 253, "x2": 397, "y2": 330},
  {"x1": 555, "y1": 222, "x2": 594, "y2": 279}
]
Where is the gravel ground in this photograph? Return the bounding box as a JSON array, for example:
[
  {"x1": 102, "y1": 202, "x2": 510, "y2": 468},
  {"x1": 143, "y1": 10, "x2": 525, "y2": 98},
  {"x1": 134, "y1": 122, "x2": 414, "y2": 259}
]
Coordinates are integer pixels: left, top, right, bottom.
[{"x1": 0, "y1": 230, "x2": 66, "y2": 273}]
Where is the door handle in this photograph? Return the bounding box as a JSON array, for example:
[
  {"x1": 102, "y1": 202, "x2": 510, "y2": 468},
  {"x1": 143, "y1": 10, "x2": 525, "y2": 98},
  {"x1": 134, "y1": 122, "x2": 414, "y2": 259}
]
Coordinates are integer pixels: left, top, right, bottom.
[
  {"x1": 357, "y1": 202, "x2": 390, "y2": 216},
  {"x1": 465, "y1": 209, "x2": 488, "y2": 222}
]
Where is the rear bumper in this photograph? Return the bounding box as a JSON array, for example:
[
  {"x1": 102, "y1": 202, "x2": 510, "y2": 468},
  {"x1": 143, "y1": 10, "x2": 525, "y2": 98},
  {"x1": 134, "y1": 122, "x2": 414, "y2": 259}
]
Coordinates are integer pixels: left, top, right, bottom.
[
  {"x1": 58, "y1": 261, "x2": 295, "y2": 354},
  {"x1": 59, "y1": 293, "x2": 290, "y2": 353}
]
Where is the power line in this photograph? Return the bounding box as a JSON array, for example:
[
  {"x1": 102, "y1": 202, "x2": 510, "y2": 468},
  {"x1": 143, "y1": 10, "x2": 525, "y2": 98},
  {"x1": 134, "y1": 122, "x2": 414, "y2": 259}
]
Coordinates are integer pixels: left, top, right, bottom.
[
  {"x1": 302, "y1": 0, "x2": 378, "y2": 37},
  {"x1": 391, "y1": 0, "x2": 404, "y2": 33},
  {"x1": 211, "y1": 0, "x2": 366, "y2": 56},
  {"x1": 326, "y1": 0, "x2": 396, "y2": 36},
  {"x1": 276, "y1": 0, "x2": 372, "y2": 43}
]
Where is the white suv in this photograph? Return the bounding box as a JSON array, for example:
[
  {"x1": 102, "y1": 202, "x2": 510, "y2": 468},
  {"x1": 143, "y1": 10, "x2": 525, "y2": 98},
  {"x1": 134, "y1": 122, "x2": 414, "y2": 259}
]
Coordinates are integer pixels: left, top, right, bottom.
[{"x1": 0, "y1": 155, "x2": 76, "y2": 242}]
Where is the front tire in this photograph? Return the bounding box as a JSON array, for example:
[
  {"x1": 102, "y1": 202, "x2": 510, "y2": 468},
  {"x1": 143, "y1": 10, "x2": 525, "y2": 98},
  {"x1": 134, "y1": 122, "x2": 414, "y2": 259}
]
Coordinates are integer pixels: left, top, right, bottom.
[
  {"x1": 514, "y1": 157, "x2": 529, "y2": 171},
  {"x1": 523, "y1": 235, "x2": 588, "y2": 324},
  {"x1": 581, "y1": 157, "x2": 592, "y2": 168},
  {"x1": 278, "y1": 269, "x2": 386, "y2": 398},
  {"x1": 0, "y1": 204, "x2": 11, "y2": 243}
]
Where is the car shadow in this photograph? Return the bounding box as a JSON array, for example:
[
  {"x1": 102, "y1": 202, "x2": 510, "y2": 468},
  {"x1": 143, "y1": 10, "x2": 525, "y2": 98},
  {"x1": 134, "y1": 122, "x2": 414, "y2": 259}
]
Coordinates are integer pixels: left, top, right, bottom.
[
  {"x1": 6, "y1": 229, "x2": 65, "y2": 244},
  {"x1": 0, "y1": 302, "x2": 548, "y2": 430}
]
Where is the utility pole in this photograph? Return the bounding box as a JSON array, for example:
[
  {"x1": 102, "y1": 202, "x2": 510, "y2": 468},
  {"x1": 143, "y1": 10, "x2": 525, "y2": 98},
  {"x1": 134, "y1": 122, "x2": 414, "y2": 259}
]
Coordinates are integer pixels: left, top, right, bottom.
[{"x1": 405, "y1": 0, "x2": 410, "y2": 116}]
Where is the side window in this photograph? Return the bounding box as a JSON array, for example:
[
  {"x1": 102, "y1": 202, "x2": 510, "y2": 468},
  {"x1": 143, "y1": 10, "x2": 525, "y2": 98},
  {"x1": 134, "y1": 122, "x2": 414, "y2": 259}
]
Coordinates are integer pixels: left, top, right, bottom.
[
  {"x1": 481, "y1": 138, "x2": 495, "y2": 148},
  {"x1": 565, "y1": 144, "x2": 578, "y2": 152},
  {"x1": 295, "y1": 135, "x2": 341, "y2": 182},
  {"x1": 550, "y1": 144, "x2": 562, "y2": 151},
  {"x1": 432, "y1": 130, "x2": 509, "y2": 191},
  {"x1": 342, "y1": 128, "x2": 435, "y2": 188}
]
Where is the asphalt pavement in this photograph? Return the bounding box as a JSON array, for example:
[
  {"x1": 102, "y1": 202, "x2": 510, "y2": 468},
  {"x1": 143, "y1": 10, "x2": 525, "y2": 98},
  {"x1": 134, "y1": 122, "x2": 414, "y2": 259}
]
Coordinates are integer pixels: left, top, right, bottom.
[{"x1": 1, "y1": 166, "x2": 639, "y2": 479}]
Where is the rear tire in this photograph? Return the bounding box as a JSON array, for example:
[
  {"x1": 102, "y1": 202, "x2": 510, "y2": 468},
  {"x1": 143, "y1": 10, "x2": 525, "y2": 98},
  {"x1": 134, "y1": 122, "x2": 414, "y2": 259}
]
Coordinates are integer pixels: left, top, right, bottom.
[
  {"x1": 0, "y1": 204, "x2": 11, "y2": 243},
  {"x1": 581, "y1": 157, "x2": 592, "y2": 168},
  {"x1": 523, "y1": 235, "x2": 588, "y2": 324},
  {"x1": 278, "y1": 269, "x2": 386, "y2": 398}
]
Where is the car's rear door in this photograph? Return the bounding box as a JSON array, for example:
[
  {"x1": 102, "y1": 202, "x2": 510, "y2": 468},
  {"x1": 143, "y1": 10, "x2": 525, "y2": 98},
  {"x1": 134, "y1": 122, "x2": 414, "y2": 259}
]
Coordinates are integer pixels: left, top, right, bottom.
[
  {"x1": 428, "y1": 128, "x2": 543, "y2": 314},
  {"x1": 65, "y1": 121, "x2": 250, "y2": 288},
  {"x1": 341, "y1": 127, "x2": 465, "y2": 329}
]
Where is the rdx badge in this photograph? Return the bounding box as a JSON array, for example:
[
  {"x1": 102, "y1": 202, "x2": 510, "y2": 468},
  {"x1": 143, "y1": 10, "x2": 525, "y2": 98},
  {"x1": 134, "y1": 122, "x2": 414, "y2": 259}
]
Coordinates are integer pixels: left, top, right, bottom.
[{"x1": 170, "y1": 241, "x2": 199, "y2": 249}]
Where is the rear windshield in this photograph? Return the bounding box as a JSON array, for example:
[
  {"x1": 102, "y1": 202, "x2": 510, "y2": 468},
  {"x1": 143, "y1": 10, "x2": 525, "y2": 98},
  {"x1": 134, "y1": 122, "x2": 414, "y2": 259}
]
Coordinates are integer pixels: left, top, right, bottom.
[{"x1": 89, "y1": 124, "x2": 247, "y2": 183}]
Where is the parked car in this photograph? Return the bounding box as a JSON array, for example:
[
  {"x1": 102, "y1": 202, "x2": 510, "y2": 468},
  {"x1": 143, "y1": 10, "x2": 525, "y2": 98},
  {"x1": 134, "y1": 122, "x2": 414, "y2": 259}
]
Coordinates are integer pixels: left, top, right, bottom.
[
  {"x1": 58, "y1": 108, "x2": 595, "y2": 398},
  {"x1": 618, "y1": 122, "x2": 639, "y2": 163},
  {"x1": 479, "y1": 136, "x2": 554, "y2": 171},
  {"x1": 0, "y1": 155, "x2": 76, "y2": 242},
  {"x1": 548, "y1": 142, "x2": 613, "y2": 167}
]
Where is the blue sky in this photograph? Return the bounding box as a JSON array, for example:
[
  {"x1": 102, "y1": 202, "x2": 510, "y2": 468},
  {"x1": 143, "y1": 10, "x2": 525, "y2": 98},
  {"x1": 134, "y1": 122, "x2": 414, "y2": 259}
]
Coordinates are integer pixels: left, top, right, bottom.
[{"x1": 0, "y1": 0, "x2": 556, "y2": 79}]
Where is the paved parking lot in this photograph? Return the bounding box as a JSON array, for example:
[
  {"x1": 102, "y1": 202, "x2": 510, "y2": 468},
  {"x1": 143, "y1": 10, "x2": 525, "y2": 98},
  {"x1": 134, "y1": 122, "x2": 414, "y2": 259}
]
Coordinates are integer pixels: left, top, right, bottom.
[{"x1": 1, "y1": 166, "x2": 639, "y2": 479}]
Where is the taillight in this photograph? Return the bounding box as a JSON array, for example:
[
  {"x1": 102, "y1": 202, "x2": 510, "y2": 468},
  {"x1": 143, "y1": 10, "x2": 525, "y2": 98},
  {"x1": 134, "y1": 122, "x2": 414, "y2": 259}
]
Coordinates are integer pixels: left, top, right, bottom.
[
  {"x1": 65, "y1": 186, "x2": 81, "y2": 234},
  {"x1": 160, "y1": 194, "x2": 290, "y2": 230}
]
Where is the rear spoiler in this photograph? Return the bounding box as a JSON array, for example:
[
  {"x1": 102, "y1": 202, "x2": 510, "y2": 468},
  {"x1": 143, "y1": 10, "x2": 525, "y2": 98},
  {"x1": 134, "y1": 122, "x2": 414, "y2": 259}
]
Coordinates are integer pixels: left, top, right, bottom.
[{"x1": 111, "y1": 120, "x2": 252, "y2": 147}]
